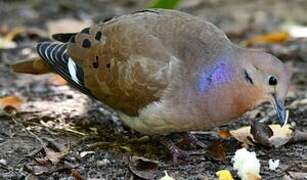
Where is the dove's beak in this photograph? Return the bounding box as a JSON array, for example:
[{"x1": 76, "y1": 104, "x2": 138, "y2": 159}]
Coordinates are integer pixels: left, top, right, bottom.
[{"x1": 270, "y1": 93, "x2": 286, "y2": 126}]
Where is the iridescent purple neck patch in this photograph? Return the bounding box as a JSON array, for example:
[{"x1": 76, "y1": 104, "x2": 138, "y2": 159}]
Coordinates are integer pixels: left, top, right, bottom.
[{"x1": 198, "y1": 61, "x2": 232, "y2": 93}]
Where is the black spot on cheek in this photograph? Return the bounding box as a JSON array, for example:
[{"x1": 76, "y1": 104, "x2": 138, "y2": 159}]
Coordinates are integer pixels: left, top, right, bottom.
[
  {"x1": 93, "y1": 56, "x2": 99, "y2": 68},
  {"x1": 95, "y1": 31, "x2": 102, "y2": 41},
  {"x1": 244, "y1": 69, "x2": 254, "y2": 85},
  {"x1": 82, "y1": 39, "x2": 91, "y2": 48},
  {"x1": 106, "y1": 63, "x2": 111, "y2": 69}
]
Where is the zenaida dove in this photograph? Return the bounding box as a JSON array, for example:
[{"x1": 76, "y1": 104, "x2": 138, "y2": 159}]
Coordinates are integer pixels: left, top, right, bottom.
[{"x1": 11, "y1": 9, "x2": 290, "y2": 160}]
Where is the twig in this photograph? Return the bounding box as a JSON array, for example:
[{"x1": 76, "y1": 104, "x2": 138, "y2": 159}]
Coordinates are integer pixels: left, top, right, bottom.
[{"x1": 9, "y1": 113, "x2": 46, "y2": 150}]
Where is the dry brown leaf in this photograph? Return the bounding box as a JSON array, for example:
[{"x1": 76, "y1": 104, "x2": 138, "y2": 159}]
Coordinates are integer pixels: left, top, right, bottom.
[
  {"x1": 35, "y1": 157, "x2": 50, "y2": 165},
  {"x1": 250, "y1": 120, "x2": 273, "y2": 147},
  {"x1": 243, "y1": 32, "x2": 289, "y2": 47},
  {"x1": 230, "y1": 126, "x2": 254, "y2": 147},
  {"x1": 3, "y1": 27, "x2": 25, "y2": 42},
  {"x1": 71, "y1": 169, "x2": 84, "y2": 180},
  {"x1": 26, "y1": 164, "x2": 51, "y2": 176},
  {"x1": 0, "y1": 95, "x2": 23, "y2": 109},
  {"x1": 282, "y1": 175, "x2": 293, "y2": 180},
  {"x1": 206, "y1": 141, "x2": 226, "y2": 161},
  {"x1": 230, "y1": 124, "x2": 293, "y2": 148},
  {"x1": 0, "y1": 27, "x2": 26, "y2": 49},
  {"x1": 50, "y1": 75, "x2": 67, "y2": 86},
  {"x1": 289, "y1": 130, "x2": 307, "y2": 144},
  {"x1": 45, "y1": 144, "x2": 70, "y2": 165},
  {"x1": 129, "y1": 156, "x2": 159, "y2": 180},
  {"x1": 218, "y1": 130, "x2": 232, "y2": 139},
  {"x1": 0, "y1": 37, "x2": 16, "y2": 49}
]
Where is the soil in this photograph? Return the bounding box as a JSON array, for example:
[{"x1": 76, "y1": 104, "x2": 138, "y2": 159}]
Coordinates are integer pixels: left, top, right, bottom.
[{"x1": 0, "y1": 0, "x2": 307, "y2": 179}]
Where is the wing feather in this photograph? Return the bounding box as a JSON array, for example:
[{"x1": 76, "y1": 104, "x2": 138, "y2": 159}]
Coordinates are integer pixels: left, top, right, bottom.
[{"x1": 36, "y1": 42, "x2": 94, "y2": 97}]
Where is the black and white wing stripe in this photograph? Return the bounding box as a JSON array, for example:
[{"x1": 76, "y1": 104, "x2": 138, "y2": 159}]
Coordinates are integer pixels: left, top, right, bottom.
[{"x1": 37, "y1": 42, "x2": 93, "y2": 97}]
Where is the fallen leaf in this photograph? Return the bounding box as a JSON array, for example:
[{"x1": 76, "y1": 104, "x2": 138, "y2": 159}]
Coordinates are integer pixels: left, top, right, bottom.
[
  {"x1": 45, "y1": 150, "x2": 64, "y2": 165},
  {"x1": 0, "y1": 96, "x2": 23, "y2": 109},
  {"x1": 230, "y1": 126, "x2": 253, "y2": 147},
  {"x1": 0, "y1": 26, "x2": 47, "y2": 49},
  {"x1": 2, "y1": 105, "x2": 18, "y2": 116},
  {"x1": 216, "y1": 170, "x2": 234, "y2": 180},
  {"x1": 26, "y1": 160, "x2": 75, "y2": 176},
  {"x1": 282, "y1": 175, "x2": 293, "y2": 180},
  {"x1": 206, "y1": 141, "x2": 226, "y2": 161},
  {"x1": 25, "y1": 164, "x2": 51, "y2": 176},
  {"x1": 28, "y1": 143, "x2": 75, "y2": 176},
  {"x1": 129, "y1": 156, "x2": 159, "y2": 180},
  {"x1": 268, "y1": 126, "x2": 293, "y2": 148},
  {"x1": 45, "y1": 144, "x2": 70, "y2": 165},
  {"x1": 35, "y1": 157, "x2": 50, "y2": 166},
  {"x1": 242, "y1": 32, "x2": 289, "y2": 47},
  {"x1": 0, "y1": 27, "x2": 25, "y2": 49},
  {"x1": 288, "y1": 171, "x2": 307, "y2": 179},
  {"x1": 290, "y1": 130, "x2": 307, "y2": 143},
  {"x1": 250, "y1": 120, "x2": 273, "y2": 147},
  {"x1": 50, "y1": 75, "x2": 67, "y2": 86},
  {"x1": 3, "y1": 27, "x2": 25, "y2": 42},
  {"x1": 0, "y1": 37, "x2": 16, "y2": 49},
  {"x1": 230, "y1": 124, "x2": 293, "y2": 148},
  {"x1": 218, "y1": 130, "x2": 232, "y2": 139},
  {"x1": 71, "y1": 169, "x2": 84, "y2": 180}
]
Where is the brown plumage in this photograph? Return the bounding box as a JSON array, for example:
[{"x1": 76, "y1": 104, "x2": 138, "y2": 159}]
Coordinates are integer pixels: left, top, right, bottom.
[{"x1": 11, "y1": 9, "x2": 289, "y2": 135}]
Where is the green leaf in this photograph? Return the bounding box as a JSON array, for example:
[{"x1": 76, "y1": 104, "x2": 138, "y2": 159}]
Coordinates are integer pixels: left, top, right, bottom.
[{"x1": 147, "y1": 0, "x2": 181, "y2": 9}]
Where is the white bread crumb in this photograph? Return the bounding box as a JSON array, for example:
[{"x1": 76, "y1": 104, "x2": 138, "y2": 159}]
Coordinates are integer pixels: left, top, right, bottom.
[{"x1": 232, "y1": 148, "x2": 261, "y2": 180}]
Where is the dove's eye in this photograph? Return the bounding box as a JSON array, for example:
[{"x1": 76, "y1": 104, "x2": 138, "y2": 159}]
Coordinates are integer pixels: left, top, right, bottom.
[{"x1": 268, "y1": 75, "x2": 278, "y2": 86}]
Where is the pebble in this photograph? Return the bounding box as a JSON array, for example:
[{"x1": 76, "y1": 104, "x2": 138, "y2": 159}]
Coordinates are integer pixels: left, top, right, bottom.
[
  {"x1": 0, "y1": 159, "x2": 7, "y2": 166},
  {"x1": 80, "y1": 151, "x2": 95, "y2": 158},
  {"x1": 96, "y1": 159, "x2": 110, "y2": 167}
]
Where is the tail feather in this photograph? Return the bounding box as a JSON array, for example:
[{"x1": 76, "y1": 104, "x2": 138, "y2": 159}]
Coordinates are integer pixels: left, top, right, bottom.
[
  {"x1": 36, "y1": 42, "x2": 93, "y2": 97},
  {"x1": 10, "y1": 57, "x2": 51, "y2": 74}
]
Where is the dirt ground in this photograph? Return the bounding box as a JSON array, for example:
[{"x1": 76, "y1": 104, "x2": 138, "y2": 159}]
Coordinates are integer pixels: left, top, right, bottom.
[{"x1": 1, "y1": 0, "x2": 307, "y2": 179}]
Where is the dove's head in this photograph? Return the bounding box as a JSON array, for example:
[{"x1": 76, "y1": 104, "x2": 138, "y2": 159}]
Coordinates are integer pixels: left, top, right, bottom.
[{"x1": 240, "y1": 49, "x2": 290, "y2": 126}]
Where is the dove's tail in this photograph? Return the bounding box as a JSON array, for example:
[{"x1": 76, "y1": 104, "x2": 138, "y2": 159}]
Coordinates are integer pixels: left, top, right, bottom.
[{"x1": 10, "y1": 57, "x2": 51, "y2": 74}]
